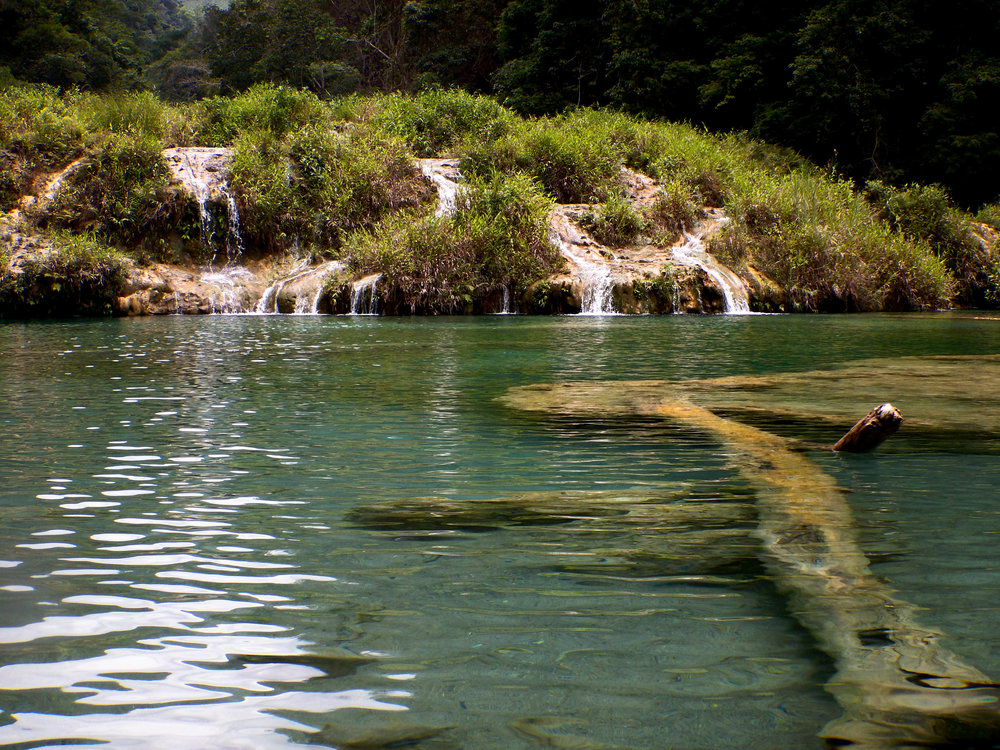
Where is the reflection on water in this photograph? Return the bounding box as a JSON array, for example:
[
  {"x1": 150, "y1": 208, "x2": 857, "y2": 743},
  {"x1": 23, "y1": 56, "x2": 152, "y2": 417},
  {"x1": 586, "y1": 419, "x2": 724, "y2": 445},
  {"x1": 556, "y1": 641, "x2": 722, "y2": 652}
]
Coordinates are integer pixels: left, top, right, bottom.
[{"x1": 1, "y1": 314, "x2": 999, "y2": 748}]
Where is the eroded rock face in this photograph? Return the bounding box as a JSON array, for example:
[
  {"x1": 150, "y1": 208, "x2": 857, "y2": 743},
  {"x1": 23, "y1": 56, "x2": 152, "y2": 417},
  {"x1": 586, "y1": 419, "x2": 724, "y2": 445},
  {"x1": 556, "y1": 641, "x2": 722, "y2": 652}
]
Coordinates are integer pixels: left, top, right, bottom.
[
  {"x1": 5, "y1": 150, "x2": 768, "y2": 317},
  {"x1": 537, "y1": 170, "x2": 757, "y2": 315},
  {"x1": 162, "y1": 148, "x2": 233, "y2": 202},
  {"x1": 116, "y1": 264, "x2": 266, "y2": 315}
]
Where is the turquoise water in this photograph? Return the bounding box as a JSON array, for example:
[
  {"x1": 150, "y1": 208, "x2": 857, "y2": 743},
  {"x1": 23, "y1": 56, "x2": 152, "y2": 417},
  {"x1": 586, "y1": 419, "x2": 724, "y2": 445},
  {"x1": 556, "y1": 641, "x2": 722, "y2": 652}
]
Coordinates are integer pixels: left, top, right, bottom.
[{"x1": 1, "y1": 314, "x2": 999, "y2": 749}]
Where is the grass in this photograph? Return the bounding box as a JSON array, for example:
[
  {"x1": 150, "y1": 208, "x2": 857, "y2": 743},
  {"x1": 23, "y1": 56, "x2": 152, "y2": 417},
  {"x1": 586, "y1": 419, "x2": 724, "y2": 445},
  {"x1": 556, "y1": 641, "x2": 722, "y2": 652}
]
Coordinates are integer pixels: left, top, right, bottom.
[
  {"x1": 44, "y1": 128, "x2": 178, "y2": 258},
  {"x1": 346, "y1": 170, "x2": 560, "y2": 312},
  {"x1": 195, "y1": 84, "x2": 330, "y2": 146},
  {"x1": 365, "y1": 87, "x2": 515, "y2": 157},
  {"x1": 0, "y1": 232, "x2": 132, "y2": 318},
  {"x1": 230, "y1": 121, "x2": 431, "y2": 253}
]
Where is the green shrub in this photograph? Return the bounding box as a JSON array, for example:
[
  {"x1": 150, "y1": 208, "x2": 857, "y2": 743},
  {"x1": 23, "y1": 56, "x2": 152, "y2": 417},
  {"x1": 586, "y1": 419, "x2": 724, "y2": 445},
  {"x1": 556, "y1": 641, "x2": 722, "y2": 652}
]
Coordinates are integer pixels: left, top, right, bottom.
[
  {"x1": 714, "y1": 171, "x2": 953, "y2": 310},
  {"x1": 231, "y1": 123, "x2": 429, "y2": 252},
  {"x1": 866, "y1": 180, "x2": 989, "y2": 304},
  {"x1": 81, "y1": 91, "x2": 167, "y2": 139},
  {"x1": 645, "y1": 177, "x2": 702, "y2": 242},
  {"x1": 0, "y1": 233, "x2": 132, "y2": 318},
  {"x1": 45, "y1": 130, "x2": 174, "y2": 252},
  {"x1": 347, "y1": 170, "x2": 559, "y2": 311},
  {"x1": 196, "y1": 84, "x2": 328, "y2": 145},
  {"x1": 466, "y1": 114, "x2": 622, "y2": 203},
  {"x1": 368, "y1": 88, "x2": 514, "y2": 157},
  {"x1": 579, "y1": 191, "x2": 647, "y2": 246},
  {"x1": 0, "y1": 84, "x2": 86, "y2": 165},
  {"x1": 977, "y1": 203, "x2": 1000, "y2": 230}
]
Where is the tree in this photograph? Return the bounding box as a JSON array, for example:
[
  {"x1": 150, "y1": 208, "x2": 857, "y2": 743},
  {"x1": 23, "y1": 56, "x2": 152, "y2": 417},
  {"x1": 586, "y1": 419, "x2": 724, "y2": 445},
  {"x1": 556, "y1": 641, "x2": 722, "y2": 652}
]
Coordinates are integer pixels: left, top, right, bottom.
[
  {"x1": 493, "y1": 0, "x2": 611, "y2": 113},
  {"x1": 0, "y1": 0, "x2": 191, "y2": 89}
]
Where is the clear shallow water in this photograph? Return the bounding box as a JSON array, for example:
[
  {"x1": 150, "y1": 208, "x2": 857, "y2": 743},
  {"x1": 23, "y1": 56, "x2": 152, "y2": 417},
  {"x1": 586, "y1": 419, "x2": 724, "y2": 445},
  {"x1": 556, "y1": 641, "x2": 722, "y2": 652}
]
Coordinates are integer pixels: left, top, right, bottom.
[{"x1": 0, "y1": 314, "x2": 999, "y2": 749}]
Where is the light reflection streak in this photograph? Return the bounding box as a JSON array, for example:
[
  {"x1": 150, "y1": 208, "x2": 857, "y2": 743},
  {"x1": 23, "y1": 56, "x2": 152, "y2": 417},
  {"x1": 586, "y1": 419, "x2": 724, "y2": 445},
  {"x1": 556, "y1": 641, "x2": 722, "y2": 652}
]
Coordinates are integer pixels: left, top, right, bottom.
[
  {"x1": 0, "y1": 689, "x2": 407, "y2": 750},
  {"x1": 62, "y1": 554, "x2": 295, "y2": 569},
  {"x1": 0, "y1": 596, "x2": 263, "y2": 644}
]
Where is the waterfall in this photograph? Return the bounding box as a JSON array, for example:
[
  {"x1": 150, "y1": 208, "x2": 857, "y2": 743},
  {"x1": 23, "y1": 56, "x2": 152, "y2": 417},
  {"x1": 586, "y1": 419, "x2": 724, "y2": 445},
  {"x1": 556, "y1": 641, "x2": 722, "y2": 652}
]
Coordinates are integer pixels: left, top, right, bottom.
[
  {"x1": 218, "y1": 187, "x2": 244, "y2": 266},
  {"x1": 349, "y1": 273, "x2": 382, "y2": 315},
  {"x1": 417, "y1": 159, "x2": 464, "y2": 217},
  {"x1": 163, "y1": 147, "x2": 244, "y2": 266},
  {"x1": 254, "y1": 259, "x2": 309, "y2": 314},
  {"x1": 548, "y1": 211, "x2": 617, "y2": 315},
  {"x1": 670, "y1": 215, "x2": 751, "y2": 314},
  {"x1": 200, "y1": 267, "x2": 255, "y2": 314},
  {"x1": 254, "y1": 259, "x2": 344, "y2": 315}
]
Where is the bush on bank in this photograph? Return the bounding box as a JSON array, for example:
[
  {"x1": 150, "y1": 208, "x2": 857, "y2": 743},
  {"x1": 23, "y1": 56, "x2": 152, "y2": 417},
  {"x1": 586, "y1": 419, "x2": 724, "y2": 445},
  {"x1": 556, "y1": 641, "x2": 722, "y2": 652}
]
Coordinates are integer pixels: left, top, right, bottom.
[
  {"x1": 344, "y1": 170, "x2": 560, "y2": 312},
  {"x1": 0, "y1": 233, "x2": 131, "y2": 318}
]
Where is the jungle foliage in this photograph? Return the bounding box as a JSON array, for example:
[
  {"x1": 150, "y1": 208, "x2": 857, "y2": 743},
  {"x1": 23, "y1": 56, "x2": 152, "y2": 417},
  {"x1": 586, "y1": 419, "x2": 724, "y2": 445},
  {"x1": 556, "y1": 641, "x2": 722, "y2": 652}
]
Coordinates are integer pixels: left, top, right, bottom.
[{"x1": 1, "y1": 0, "x2": 998, "y2": 207}]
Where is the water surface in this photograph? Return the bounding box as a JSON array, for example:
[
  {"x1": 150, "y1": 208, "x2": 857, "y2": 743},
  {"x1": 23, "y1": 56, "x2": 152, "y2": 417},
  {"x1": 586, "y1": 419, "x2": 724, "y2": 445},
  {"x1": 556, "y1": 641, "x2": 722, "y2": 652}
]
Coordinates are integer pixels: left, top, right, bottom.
[{"x1": 1, "y1": 314, "x2": 999, "y2": 749}]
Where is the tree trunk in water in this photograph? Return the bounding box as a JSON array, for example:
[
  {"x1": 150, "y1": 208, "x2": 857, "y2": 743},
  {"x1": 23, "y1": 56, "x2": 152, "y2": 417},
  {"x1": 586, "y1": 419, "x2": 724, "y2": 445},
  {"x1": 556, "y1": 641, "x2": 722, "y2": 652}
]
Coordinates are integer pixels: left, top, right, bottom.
[
  {"x1": 651, "y1": 400, "x2": 999, "y2": 749},
  {"x1": 833, "y1": 403, "x2": 903, "y2": 452}
]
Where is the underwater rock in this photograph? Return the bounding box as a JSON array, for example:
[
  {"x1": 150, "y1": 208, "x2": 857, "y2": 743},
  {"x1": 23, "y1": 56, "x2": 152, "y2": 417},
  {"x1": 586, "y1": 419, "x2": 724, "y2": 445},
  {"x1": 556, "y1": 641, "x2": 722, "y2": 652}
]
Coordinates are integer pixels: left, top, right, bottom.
[
  {"x1": 502, "y1": 361, "x2": 1000, "y2": 747},
  {"x1": 309, "y1": 711, "x2": 456, "y2": 749}
]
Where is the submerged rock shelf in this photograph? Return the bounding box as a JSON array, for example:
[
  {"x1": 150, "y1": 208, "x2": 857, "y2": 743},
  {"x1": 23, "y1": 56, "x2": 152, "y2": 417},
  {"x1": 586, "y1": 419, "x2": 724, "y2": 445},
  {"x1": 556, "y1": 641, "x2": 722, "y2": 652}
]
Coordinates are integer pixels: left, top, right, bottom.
[{"x1": 501, "y1": 357, "x2": 1000, "y2": 746}]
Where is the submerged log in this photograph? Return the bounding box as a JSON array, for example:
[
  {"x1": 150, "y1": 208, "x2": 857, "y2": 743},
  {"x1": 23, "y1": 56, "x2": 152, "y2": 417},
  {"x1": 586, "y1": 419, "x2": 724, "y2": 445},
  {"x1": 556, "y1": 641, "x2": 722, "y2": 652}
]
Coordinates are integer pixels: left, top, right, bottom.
[
  {"x1": 833, "y1": 403, "x2": 903, "y2": 452},
  {"x1": 500, "y1": 382, "x2": 1000, "y2": 747},
  {"x1": 651, "y1": 400, "x2": 999, "y2": 748}
]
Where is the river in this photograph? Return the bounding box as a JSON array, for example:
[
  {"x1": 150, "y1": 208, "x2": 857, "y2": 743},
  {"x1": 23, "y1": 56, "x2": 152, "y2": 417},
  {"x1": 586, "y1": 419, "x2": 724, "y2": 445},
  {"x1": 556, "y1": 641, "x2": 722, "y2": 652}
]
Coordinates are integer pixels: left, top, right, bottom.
[{"x1": 1, "y1": 313, "x2": 999, "y2": 749}]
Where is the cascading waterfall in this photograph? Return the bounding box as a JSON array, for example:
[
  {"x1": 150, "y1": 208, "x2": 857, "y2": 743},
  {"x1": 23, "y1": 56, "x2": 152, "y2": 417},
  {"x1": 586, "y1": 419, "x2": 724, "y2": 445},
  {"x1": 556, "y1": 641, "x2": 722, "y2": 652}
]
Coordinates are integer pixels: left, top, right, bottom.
[
  {"x1": 349, "y1": 273, "x2": 382, "y2": 315},
  {"x1": 200, "y1": 267, "x2": 255, "y2": 313},
  {"x1": 217, "y1": 186, "x2": 245, "y2": 266},
  {"x1": 578, "y1": 265, "x2": 614, "y2": 315},
  {"x1": 255, "y1": 259, "x2": 310, "y2": 314},
  {"x1": 548, "y1": 211, "x2": 617, "y2": 315},
  {"x1": 417, "y1": 159, "x2": 464, "y2": 217},
  {"x1": 254, "y1": 259, "x2": 344, "y2": 315},
  {"x1": 163, "y1": 148, "x2": 244, "y2": 266},
  {"x1": 671, "y1": 213, "x2": 751, "y2": 314}
]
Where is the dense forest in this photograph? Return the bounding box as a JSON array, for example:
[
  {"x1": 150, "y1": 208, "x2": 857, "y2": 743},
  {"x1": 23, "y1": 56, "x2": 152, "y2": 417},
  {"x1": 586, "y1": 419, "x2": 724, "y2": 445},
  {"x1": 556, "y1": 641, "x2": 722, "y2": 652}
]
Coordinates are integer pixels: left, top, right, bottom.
[{"x1": 1, "y1": 0, "x2": 998, "y2": 207}]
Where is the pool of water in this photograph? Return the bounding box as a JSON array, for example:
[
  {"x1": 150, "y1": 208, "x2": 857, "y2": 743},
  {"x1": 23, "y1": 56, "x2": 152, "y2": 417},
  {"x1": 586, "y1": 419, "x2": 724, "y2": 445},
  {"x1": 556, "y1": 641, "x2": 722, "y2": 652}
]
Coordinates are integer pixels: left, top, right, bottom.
[{"x1": 1, "y1": 313, "x2": 999, "y2": 749}]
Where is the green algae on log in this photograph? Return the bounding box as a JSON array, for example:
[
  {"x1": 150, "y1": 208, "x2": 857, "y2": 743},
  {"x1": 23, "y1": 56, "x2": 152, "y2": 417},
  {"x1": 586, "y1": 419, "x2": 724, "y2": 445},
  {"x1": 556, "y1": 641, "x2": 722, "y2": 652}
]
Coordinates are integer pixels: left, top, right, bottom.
[{"x1": 500, "y1": 357, "x2": 1000, "y2": 748}]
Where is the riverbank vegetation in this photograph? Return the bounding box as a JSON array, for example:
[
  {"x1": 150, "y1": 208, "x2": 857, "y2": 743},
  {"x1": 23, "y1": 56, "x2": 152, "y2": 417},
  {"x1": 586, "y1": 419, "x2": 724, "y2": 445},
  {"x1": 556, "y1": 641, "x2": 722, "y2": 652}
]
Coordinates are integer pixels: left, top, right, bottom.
[{"x1": 2, "y1": 84, "x2": 999, "y2": 316}]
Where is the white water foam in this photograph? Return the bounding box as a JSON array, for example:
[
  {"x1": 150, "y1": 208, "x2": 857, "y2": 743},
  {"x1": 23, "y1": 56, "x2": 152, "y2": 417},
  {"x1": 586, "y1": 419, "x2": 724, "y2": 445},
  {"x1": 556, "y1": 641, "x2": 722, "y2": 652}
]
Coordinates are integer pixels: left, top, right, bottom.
[
  {"x1": 163, "y1": 148, "x2": 244, "y2": 266},
  {"x1": 349, "y1": 274, "x2": 382, "y2": 315},
  {"x1": 548, "y1": 212, "x2": 617, "y2": 315},
  {"x1": 671, "y1": 216, "x2": 751, "y2": 314},
  {"x1": 417, "y1": 159, "x2": 464, "y2": 218}
]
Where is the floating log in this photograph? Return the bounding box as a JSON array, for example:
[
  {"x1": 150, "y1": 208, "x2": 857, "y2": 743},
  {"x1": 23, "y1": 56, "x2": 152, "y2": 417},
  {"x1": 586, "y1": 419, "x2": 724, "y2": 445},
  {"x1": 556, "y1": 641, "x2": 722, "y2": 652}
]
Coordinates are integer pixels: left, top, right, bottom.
[{"x1": 833, "y1": 402, "x2": 903, "y2": 452}]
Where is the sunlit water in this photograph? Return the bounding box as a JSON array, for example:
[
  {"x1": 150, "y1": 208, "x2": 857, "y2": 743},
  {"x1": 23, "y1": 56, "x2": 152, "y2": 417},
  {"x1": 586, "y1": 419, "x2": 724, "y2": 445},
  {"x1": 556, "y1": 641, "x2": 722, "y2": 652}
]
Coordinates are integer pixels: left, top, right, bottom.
[{"x1": 1, "y1": 314, "x2": 999, "y2": 749}]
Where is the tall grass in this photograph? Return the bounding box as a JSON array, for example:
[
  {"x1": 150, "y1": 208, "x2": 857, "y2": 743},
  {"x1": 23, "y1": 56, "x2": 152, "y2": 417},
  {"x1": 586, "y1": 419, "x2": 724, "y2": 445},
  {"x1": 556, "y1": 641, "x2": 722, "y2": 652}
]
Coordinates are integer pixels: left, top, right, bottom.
[
  {"x1": 366, "y1": 88, "x2": 515, "y2": 157},
  {"x1": 0, "y1": 85, "x2": 86, "y2": 210},
  {"x1": 45, "y1": 129, "x2": 175, "y2": 256},
  {"x1": 230, "y1": 122, "x2": 430, "y2": 252},
  {"x1": 80, "y1": 91, "x2": 167, "y2": 139},
  {"x1": 0, "y1": 232, "x2": 131, "y2": 318},
  {"x1": 347, "y1": 170, "x2": 559, "y2": 311},
  {"x1": 196, "y1": 84, "x2": 330, "y2": 145}
]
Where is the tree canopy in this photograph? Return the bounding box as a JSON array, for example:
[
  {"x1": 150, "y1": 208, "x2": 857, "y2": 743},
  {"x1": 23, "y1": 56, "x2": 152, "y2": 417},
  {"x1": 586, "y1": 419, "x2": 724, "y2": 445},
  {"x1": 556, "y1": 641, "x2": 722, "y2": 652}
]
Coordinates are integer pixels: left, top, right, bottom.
[{"x1": 1, "y1": 0, "x2": 998, "y2": 205}]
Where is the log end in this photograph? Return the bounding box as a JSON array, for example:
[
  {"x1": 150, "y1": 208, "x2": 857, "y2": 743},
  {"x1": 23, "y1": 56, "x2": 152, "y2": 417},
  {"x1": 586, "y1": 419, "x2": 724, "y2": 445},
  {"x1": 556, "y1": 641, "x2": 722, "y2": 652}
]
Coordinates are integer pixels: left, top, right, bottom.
[{"x1": 833, "y1": 403, "x2": 903, "y2": 453}]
